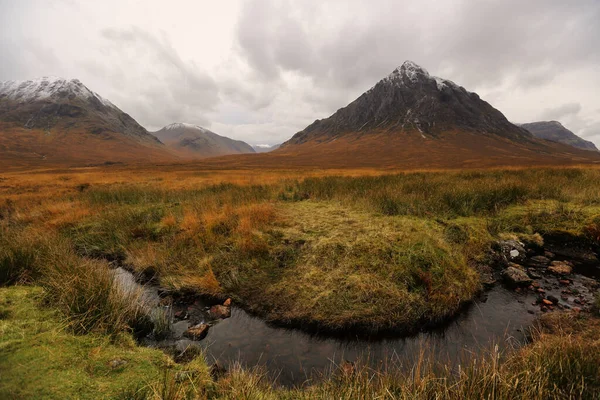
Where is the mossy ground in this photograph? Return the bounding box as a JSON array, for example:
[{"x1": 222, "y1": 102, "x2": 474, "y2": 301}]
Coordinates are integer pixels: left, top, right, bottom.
[{"x1": 0, "y1": 286, "x2": 211, "y2": 399}]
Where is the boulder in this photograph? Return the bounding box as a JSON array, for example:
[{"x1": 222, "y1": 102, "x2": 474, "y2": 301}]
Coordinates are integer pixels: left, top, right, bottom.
[
  {"x1": 184, "y1": 323, "x2": 209, "y2": 340},
  {"x1": 508, "y1": 262, "x2": 525, "y2": 270},
  {"x1": 209, "y1": 305, "x2": 231, "y2": 319},
  {"x1": 527, "y1": 255, "x2": 550, "y2": 268},
  {"x1": 547, "y1": 295, "x2": 560, "y2": 304},
  {"x1": 502, "y1": 266, "x2": 533, "y2": 287},
  {"x1": 547, "y1": 261, "x2": 572, "y2": 275},
  {"x1": 495, "y1": 240, "x2": 527, "y2": 264}
]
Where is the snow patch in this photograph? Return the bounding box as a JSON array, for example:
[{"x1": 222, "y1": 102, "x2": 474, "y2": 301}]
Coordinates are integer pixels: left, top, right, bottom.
[
  {"x1": 0, "y1": 76, "x2": 117, "y2": 109},
  {"x1": 434, "y1": 77, "x2": 448, "y2": 91},
  {"x1": 164, "y1": 122, "x2": 208, "y2": 132},
  {"x1": 400, "y1": 60, "x2": 430, "y2": 82}
]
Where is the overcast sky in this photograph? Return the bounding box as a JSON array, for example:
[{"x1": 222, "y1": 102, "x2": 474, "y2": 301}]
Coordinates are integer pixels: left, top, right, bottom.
[{"x1": 1, "y1": 0, "x2": 599, "y2": 146}]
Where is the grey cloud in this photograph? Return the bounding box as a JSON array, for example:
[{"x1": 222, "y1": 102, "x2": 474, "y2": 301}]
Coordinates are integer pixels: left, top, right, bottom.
[
  {"x1": 1, "y1": 0, "x2": 600, "y2": 146},
  {"x1": 579, "y1": 121, "x2": 600, "y2": 139},
  {"x1": 97, "y1": 27, "x2": 219, "y2": 129},
  {"x1": 233, "y1": 0, "x2": 600, "y2": 94},
  {"x1": 540, "y1": 103, "x2": 582, "y2": 121}
]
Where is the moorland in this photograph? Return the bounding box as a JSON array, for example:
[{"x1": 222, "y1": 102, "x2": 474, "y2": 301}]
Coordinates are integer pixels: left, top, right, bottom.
[{"x1": 1, "y1": 163, "x2": 600, "y2": 399}]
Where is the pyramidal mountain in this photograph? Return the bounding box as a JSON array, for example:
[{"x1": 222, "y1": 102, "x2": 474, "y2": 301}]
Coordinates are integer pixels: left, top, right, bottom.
[
  {"x1": 0, "y1": 77, "x2": 172, "y2": 167},
  {"x1": 276, "y1": 61, "x2": 600, "y2": 168},
  {"x1": 153, "y1": 123, "x2": 255, "y2": 159},
  {"x1": 520, "y1": 121, "x2": 598, "y2": 151}
]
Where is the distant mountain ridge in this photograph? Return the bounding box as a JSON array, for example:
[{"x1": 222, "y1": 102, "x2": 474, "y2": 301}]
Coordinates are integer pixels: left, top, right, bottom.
[
  {"x1": 0, "y1": 76, "x2": 172, "y2": 167},
  {"x1": 153, "y1": 123, "x2": 255, "y2": 158},
  {"x1": 520, "y1": 121, "x2": 597, "y2": 151},
  {"x1": 252, "y1": 143, "x2": 280, "y2": 153}
]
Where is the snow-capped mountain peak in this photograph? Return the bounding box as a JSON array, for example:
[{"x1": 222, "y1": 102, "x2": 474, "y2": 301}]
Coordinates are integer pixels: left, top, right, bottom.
[
  {"x1": 379, "y1": 60, "x2": 459, "y2": 92},
  {"x1": 0, "y1": 76, "x2": 116, "y2": 109},
  {"x1": 163, "y1": 122, "x2": 208, "y2": 133}
]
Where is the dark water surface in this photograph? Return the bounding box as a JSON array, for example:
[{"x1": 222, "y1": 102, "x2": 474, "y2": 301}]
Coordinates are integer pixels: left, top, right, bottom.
[
  {"x1": 196, "y1": 288, "x2": 537, "y2": 385},
  {"x1": 115, "y1": 265, "x2": 597, "y2": 387},
  {"x1": 140, "y1": 284, "x2": 540, "y2": 386}
]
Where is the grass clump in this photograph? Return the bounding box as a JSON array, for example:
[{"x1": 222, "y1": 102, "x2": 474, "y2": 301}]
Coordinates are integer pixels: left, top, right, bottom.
[
  {"x1": 0, "y1": 228, "x2": 45, "y2": 286},
  {"x1": 41, "y1": 252, "x2": 152, "y2": 336},
  {"x1": 214, "y1": 201, "x2": 481, "y2": 333},
  {"x1": 0, "y1": 286, "x2": 211, "y2": 400}
]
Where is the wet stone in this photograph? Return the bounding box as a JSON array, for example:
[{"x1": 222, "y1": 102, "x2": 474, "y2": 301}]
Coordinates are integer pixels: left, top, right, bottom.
[
  {"x1": 547, "y1": 261, "x2": 573, "y2": 276},
  {"x1": 528, "y1": 255, "x2": 550, "y2": 268},
  {"x1": 495, "y1": 240, "x2": 527, "y2": 265},
  {"x1": 502, "y1": 266, "x2": 533, "y2": 287},
  {"x1": 210, "y1": 305, "x2": 231, "y2": 319},
  {"x1": 547, "y1": 295, "x2": 559, "y2": 304},
  {"x1": 184, "y1": 323, "x2": 209, "y2": 340}
]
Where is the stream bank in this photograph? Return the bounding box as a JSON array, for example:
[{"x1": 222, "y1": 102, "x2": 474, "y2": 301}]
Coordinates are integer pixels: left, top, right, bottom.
[{"x1": 114, "y1": 232, "x2": 599, "y2": 387}]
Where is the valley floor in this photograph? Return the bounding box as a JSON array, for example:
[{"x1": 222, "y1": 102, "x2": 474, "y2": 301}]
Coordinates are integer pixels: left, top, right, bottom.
[{"x1": 1, "y1": 165, "x2": 600, "y2": 398}]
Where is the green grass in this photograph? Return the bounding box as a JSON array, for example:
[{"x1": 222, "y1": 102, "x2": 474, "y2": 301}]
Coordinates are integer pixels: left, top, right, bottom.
[{"x1": 0, "y1": 286, "x2": 212, "y2": 400}]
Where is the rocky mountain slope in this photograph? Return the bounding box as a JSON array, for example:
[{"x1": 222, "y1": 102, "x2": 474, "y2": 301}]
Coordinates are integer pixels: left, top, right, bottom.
[
  {"x1": 284, "y1": 61, "x2": 534, "y2": 146},
  {"x1": 153, "y1": 123, "x2": 255, "y2": 159},
  {"x1": 520, "y1": 121, "x2": 597, "y2": 151},
  {"x1": 0, "y1": 77, "x2": 172, "y2": 167},
  {"x1": 274, "y1": 61, "x2": 600, "y2": 167}
]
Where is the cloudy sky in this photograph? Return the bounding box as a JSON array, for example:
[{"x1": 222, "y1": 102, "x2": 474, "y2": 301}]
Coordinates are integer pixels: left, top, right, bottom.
[{"x1": 1, "y1": 0, "x2": 599, "y2": 146}]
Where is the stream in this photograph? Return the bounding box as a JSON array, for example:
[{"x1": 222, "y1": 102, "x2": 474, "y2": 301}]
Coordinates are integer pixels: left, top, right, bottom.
[{"x1": 112, "y1": 262, "x2": 596, "y2": 387}]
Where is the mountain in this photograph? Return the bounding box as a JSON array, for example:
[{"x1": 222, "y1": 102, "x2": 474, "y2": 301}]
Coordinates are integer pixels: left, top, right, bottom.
[
  {"x1": 152, "y1": 123, "x2": 255, "y2": 159},
  {"x1": 252, "y1": 144, "x2": 280, "y2": 153},
  {"x1": 284, "y1": 61, "x2": 533, "y2": 146},
  {"x1": 520, "y1": 121, "x2": 598, "y2": 151},
  {"x1": 275, "y1": 61, "x2": 600, "y2": 168},
  {"x1": 0, "y1": 77, "x2": 172, "y2": 167}
]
